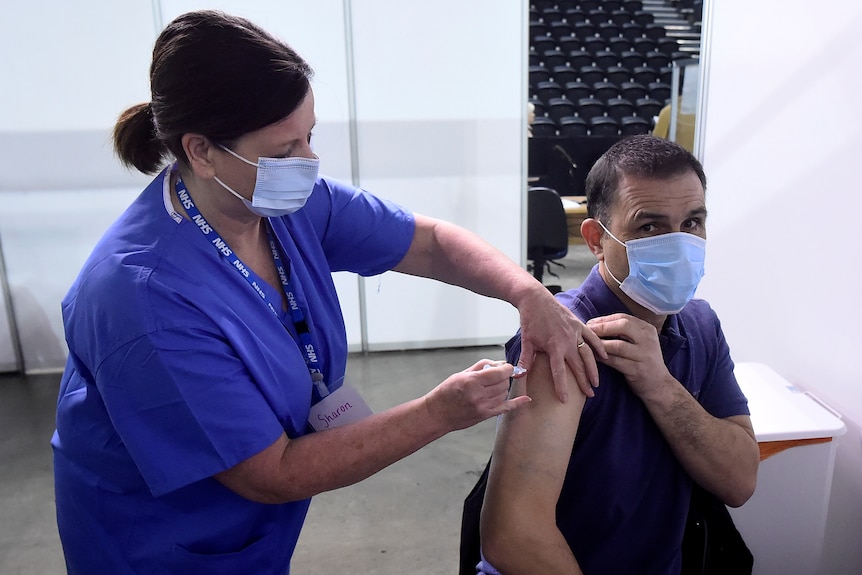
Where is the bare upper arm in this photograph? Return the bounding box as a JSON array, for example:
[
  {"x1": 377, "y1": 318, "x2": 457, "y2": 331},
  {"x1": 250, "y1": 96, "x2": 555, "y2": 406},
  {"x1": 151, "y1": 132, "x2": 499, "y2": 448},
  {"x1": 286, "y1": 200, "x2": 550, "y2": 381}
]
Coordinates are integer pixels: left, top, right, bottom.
[
  {"x1": 482, "y1": 352, "x2": 586, "y2": 529},
  {"x1": 391, "y1": 214, "x2": 436, "y2": 276}
]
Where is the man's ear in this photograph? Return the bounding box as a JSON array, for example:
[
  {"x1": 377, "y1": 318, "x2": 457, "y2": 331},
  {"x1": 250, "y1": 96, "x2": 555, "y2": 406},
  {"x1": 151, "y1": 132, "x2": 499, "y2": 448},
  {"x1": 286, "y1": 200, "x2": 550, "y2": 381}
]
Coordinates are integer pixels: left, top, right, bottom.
[
  {"x1": 580, "y1": 218, "x2": 606, "y2": 261},
  {"x1": 181, "y1": 133, "x2": 218, "y2": 179}
]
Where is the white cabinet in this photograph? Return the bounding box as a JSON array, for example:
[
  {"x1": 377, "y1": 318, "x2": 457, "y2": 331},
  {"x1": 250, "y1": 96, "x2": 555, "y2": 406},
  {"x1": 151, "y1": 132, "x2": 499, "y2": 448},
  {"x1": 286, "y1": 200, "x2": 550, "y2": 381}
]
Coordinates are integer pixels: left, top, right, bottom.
[{"x1": 731, "y1": 362, "x2": 847, "y2": 575}]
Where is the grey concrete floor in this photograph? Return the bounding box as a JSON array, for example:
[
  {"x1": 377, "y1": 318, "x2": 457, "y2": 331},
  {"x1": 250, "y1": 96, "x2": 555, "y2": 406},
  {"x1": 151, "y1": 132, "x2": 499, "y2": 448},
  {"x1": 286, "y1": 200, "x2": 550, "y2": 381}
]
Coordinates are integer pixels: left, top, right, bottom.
[{"x1": 0, "y1": 248, "x2": 595, "y2": 574}]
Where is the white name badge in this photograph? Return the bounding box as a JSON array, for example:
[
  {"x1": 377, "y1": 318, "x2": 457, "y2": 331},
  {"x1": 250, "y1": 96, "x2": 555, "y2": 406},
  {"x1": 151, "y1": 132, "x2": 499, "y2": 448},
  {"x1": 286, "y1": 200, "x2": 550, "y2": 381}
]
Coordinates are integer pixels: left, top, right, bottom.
[{"x1": 308, "y1": 382, "x2": 374, "y2": 432}]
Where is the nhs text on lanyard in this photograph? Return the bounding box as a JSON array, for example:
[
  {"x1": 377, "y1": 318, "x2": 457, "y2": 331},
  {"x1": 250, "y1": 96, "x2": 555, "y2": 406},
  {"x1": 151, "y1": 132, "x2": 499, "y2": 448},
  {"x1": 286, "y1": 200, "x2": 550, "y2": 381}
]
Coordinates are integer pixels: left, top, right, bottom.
[{"x1": 175, "y1": 177, "x2": 372, "y2": 431}]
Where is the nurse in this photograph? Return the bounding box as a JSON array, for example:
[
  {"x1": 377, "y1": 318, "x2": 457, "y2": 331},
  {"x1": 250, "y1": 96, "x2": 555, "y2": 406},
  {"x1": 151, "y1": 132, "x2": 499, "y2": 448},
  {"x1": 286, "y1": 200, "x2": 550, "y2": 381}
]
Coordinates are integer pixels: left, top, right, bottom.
[{"x1": 51, "y1": 10, "x2": 603, "y2": 574}]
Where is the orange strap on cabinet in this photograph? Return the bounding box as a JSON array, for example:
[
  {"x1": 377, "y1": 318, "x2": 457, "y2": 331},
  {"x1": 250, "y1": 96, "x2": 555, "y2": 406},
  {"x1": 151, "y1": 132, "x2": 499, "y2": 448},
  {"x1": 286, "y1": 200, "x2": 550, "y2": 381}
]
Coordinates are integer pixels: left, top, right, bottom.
[{"x1": 758, "y1": 437, "x2": 832, "y2": 461}]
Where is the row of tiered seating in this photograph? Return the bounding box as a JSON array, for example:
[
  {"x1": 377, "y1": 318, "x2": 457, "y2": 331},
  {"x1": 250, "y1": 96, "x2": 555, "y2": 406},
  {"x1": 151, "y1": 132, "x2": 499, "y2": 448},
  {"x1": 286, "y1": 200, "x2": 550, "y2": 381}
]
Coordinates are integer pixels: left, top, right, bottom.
[{"x1": 529, "y1": 0, "x2": 698, "y2": 138}]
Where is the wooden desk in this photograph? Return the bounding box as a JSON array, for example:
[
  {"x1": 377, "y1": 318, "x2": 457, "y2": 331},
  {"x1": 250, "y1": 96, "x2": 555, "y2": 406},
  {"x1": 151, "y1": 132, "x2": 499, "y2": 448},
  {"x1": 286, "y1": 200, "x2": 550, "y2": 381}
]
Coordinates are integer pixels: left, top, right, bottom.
[{"x1": 561, "y1": 196, "x2": 588, "y2": 244}]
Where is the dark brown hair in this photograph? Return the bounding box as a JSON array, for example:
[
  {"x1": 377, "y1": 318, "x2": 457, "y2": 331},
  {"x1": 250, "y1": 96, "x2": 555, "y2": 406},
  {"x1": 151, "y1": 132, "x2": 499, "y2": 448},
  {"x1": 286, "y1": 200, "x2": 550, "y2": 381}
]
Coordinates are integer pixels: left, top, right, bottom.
[
  {"x1": 585, "y1": 135, "x2": 707, "y2": 225},
  {"x1": 113, "y1": 10, "x2": 314, "y2": 174}
]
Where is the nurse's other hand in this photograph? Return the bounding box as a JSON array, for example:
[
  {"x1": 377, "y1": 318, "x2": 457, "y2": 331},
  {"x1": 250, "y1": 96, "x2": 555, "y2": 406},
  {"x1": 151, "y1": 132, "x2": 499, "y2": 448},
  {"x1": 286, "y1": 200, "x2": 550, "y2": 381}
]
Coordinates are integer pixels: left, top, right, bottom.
[{"x1": 423, "y1": 360, "x2": 531, "y2": 432}]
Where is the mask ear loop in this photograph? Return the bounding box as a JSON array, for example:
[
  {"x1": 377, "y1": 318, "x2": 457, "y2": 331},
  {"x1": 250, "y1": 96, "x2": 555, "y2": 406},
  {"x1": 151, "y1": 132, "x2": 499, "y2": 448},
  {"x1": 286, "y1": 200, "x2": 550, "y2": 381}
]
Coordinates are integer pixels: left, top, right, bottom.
[
  {"x1": 213, "y1": 146, "x2": 259, "y2": 206},
  {"x1": 597, "y1": 220, "x2": 626, "y2": 287},
  {"x1": 212, "y1": 176, "x2": 248, "y2": 203},
  {"x1": 219, "y1": 145, "x2": 260, "y2": 167}
]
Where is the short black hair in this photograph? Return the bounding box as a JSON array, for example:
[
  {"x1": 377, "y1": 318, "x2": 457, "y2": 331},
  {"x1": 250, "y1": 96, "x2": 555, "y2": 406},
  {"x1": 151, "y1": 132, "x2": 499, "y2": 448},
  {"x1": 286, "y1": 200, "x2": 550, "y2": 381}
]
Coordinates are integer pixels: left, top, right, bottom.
[{"x1": 585, "y1": 135, "x2": 707, "y2": 225}]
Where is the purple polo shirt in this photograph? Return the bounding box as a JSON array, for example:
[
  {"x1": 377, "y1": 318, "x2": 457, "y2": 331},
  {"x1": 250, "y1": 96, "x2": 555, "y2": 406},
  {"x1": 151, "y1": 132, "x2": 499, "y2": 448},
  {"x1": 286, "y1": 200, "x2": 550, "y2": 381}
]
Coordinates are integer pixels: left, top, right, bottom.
[{"x1": 504, "y1": 265, "x2": 749, "y2": 575}]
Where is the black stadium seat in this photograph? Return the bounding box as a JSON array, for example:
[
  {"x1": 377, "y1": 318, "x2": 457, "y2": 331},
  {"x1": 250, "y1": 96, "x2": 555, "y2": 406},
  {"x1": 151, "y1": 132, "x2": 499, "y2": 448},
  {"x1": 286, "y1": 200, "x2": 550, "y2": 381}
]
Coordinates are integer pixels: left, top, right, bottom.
[
  {"x1": 621, "y1": 50, "x2": 645, "y2": 68},
  {"x1": 577, "y1": 97, "x2": 606, "y2": 121},
  {"x1": 552, "y1": 65, "x2": 579, "y2": 86},
  {"x1": 593, "y1": 81, "x2": 620, "y2": 102},
  {"x1": 606, "y1": 97, "x2": 635, "y2": 120},
  {"x1": 633, "y1": 65, "x2": 660, "y2": 85},
  {"x1": 542, "y1": 50, "x2": 567, "y2": 69},
  {"x1": 536, "y1": 80, "x2": 564, "y2": 102},
  {"x1": 590, "y1": 116, "x2": 619, "y2": 137},
  {"x1": 621, "y1": 81, "x2": 648, "y2": 101},
  {"x1": 648, "y1": 81, "x2": 673, "y2": 103},
  {"x1": 547, "y1": 98, "x2": 577, "y2": 123},
  {"x1": 636, "y1": 97, "x2": 663, "y2": 120},
  {"x1": 558, "y1": 36, "x2": 582, "y2": 55},
  {"x1": 606, "y1": 65, "x2": 633, "y2": 85},
  {"x1": 531, "y1": 116, "x2": 557, "y2": 138},
  {"x1": 559, "y1": 116, "x2": 589, "y2": 137},
  {"x1": 620, "y1": 115, "x2": 651, "y2": 135},
  {"x1": 564, "y1": 81, "x2": 592, "y2": 102},
  {"x1": 529, "y1": 65, "x2": 551, "y2": 87},
  {"x1": 527, "y1": 0, "x2": 700, "y2": 139},
  {"x1": 579, "y1": 65, "x2": 605, "y2": 85},
  {"x1": 567, "y1": 51, "x2": 592, "y2": 70},
  {"x1": 595, "y1": 50, "x2": 619, "y2": 68}
]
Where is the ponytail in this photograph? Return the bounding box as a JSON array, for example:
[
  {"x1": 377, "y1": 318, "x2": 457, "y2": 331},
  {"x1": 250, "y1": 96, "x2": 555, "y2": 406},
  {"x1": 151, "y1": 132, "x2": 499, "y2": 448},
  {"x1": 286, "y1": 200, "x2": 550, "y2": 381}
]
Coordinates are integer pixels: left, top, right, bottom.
[{"x1": 112, "y1": 102, "x2": 168, "y2": 175}]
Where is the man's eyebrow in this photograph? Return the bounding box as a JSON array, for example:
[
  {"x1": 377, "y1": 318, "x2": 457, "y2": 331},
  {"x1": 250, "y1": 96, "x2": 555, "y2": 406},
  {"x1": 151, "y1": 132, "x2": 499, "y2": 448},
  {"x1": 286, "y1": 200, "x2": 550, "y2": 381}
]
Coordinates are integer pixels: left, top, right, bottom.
[
  {"x1": 632, "y1": 206, "x2": 708, "y2": 222},
  {"x1": 632, "y1": 210, "x2": 669, "y2": 222}
]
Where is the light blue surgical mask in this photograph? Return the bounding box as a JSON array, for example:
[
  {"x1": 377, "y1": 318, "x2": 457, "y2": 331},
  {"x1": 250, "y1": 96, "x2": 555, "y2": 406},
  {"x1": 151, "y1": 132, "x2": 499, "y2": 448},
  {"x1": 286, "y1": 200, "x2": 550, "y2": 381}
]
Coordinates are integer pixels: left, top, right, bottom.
[
  {"x1": 598, "y1": 221, "x2": 706, "y2": 314},
  {"x1": 214, "y1": 145, "x2": 320, "y2": 217}
]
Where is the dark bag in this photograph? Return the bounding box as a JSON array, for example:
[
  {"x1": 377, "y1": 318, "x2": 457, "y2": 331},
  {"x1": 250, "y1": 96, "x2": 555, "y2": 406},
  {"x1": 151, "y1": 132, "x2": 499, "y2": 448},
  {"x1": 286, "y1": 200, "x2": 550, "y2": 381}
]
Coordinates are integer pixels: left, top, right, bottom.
[
  {"x1": 459, "y1": 459, "x2": 491, "y2": 575},
  {"x1": 681, "y1": 484, "x2": 754, "y2": 575},
  {"x1": 461, "y1": 461, "x2": 753, "y2": 575}
]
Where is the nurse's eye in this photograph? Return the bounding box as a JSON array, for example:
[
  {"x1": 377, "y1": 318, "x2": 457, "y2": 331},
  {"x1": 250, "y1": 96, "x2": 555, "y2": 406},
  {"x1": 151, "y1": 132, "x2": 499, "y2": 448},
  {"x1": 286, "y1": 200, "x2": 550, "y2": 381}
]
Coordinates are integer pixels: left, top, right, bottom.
[
  {"x1": 307, "y1": 131, "x2": 314, "y2": 144},
  {"x1": 639, "y1": 223, "x2": 658, "y2": 233}
]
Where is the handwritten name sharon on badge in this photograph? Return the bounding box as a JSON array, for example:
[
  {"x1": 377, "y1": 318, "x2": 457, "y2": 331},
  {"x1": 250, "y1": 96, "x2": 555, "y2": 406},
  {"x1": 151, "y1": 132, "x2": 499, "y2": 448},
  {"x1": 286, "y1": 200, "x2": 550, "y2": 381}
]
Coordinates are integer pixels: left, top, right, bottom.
[{"x1": 308, "y1": 382, "x2": 374, "y2": 432}]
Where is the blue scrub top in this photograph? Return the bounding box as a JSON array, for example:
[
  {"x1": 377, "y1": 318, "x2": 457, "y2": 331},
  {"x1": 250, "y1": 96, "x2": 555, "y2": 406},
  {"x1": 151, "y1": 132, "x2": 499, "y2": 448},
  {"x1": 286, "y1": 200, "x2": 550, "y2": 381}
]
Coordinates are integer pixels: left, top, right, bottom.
[{"x1": 52, "y1": 167, "x2": 415, "y2": 574}]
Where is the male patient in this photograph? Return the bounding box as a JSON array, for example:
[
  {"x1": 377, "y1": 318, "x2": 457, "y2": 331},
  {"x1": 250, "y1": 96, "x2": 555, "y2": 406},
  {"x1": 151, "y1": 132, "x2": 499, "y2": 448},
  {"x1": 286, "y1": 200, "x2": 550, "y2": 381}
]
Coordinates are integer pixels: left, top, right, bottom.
[{"x1": 477, "y1": 135, "x2": 759, "y2": 574}]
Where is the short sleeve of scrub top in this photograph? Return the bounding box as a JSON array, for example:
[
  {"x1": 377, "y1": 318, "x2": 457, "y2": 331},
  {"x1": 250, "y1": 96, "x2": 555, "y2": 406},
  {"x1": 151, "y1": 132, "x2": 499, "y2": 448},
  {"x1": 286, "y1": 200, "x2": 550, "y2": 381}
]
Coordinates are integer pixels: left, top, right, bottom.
[{"x1": 60, "y1": 172, "x2": 416, "y2": 499}]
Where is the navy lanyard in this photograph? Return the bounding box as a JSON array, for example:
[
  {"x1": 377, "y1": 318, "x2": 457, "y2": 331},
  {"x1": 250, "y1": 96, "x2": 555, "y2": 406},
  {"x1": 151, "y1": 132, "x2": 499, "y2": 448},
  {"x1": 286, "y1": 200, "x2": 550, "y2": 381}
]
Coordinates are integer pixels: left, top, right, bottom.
[{"x1": 175, "y1": 176, "x2": 329, "y2": 399}]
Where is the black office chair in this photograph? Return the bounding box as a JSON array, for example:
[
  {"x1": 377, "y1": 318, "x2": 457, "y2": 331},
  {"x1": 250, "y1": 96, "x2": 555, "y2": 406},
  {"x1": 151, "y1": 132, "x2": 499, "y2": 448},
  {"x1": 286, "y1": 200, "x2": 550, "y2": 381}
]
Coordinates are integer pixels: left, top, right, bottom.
[{"x1": 527, "y1": 187, "x2": 569, "y2": 290}]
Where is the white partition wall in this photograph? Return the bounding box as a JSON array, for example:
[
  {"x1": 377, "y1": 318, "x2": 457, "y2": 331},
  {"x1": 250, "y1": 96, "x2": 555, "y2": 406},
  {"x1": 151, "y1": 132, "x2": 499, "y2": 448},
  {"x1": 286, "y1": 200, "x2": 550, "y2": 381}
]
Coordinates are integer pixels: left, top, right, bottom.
[
  {"x1": 696, "y1": 1, "x2": 862, "y2": 572},
  {"x1": 350, "y1": 0, "x2": 523, "y2": 349},
  {"x1": 0, "y1": 1, "x2": 156, "y2": 372},
  {"x1": 0, "y1": 1, "x2": 525, "y2": 370}
]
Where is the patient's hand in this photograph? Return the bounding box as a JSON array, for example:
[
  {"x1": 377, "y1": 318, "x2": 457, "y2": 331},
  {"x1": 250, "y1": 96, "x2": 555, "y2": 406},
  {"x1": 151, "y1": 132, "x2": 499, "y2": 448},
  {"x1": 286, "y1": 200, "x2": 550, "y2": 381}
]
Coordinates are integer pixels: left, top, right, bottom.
[{"x1": 586, "y1": 313, "x2": 673, "y2": 400}]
